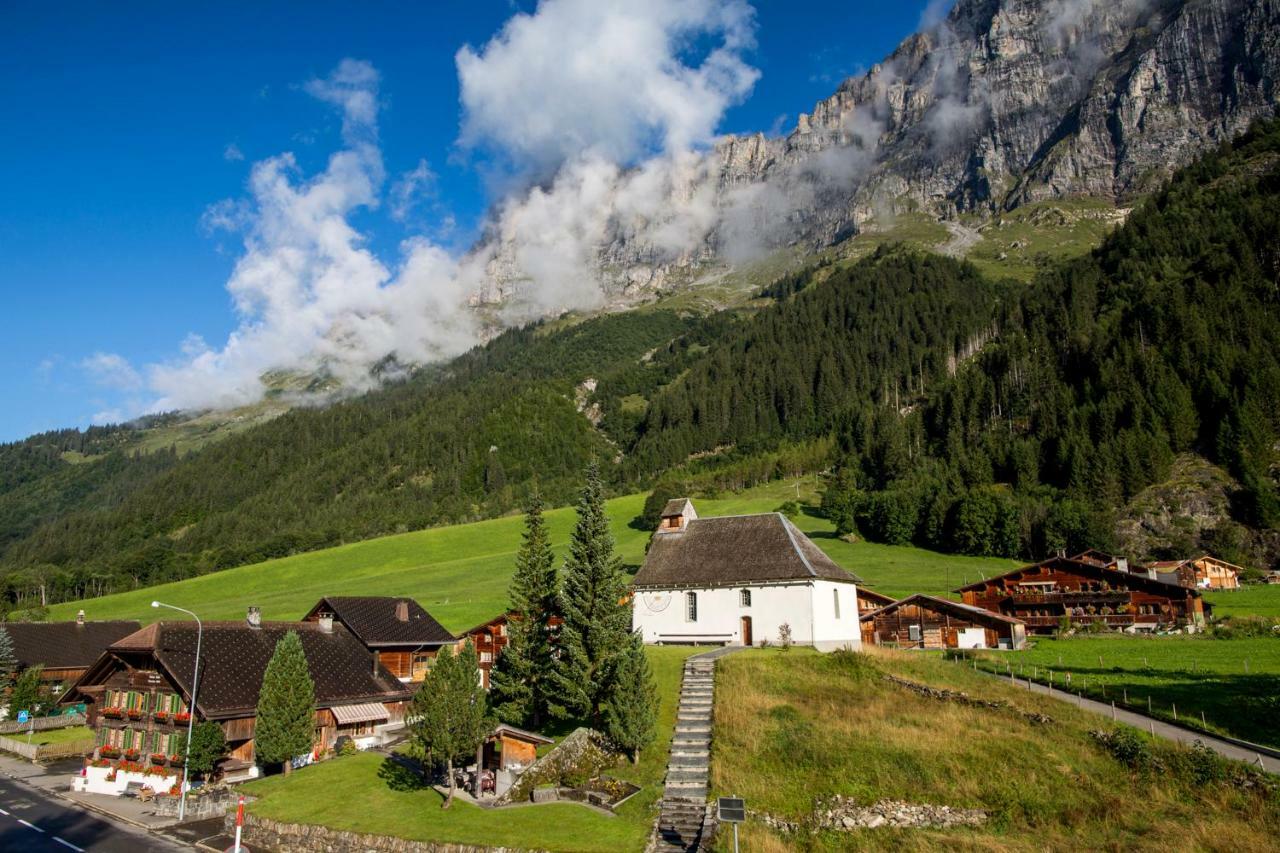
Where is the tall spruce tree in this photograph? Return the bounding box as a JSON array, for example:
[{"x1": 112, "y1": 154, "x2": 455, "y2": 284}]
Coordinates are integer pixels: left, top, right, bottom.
[
  {"x1": 489, "y1": 489, "x2": 560, "y2": 728},
  {"x1": 254, "y1": 631, "x2": 315, "y2": 775},
  {"x1": 0, "y1": 626, "x2": 15, "y2": 687},
  {"x1": 603, "y1": 631, "x2": 656, "y2": 763},
  {"x1": 550, "y1": 461, "x2": 632, "y2": 724},
  {"x1": 410, "y1": 642, "x2": 491, "y2": 809}
]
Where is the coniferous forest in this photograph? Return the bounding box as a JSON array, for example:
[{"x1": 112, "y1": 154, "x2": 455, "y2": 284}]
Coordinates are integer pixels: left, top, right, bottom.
[{"x1": 1, "y1": 119, "x2": 1279, "y2": 611}]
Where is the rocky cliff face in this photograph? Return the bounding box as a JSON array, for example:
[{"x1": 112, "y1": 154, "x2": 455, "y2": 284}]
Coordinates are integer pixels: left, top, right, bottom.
[{"x1": 473, "y1": 0, "x2": 1279, "y2": 309}]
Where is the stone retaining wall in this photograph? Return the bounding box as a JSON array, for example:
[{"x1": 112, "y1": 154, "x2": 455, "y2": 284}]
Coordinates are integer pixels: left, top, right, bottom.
[{"x1": 224, "y1": 814, "x2": 541, "y2": 853}]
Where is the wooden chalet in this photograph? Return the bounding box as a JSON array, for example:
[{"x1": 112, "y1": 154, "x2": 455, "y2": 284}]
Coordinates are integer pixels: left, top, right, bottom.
[
  {"x1": 956, "y1": 556, "x2": 1207, "y2": 634},
  {"x1": 1, "y1": 612, "x2": 140, "y2": 693},
  {"x1": 64, "y1": 608, "x2": 412, "y2": 779},
  {"x1": 861, "y1": 594, "x2": 1027, "y2": 650},
  {"x1": 463, "y1": 615, "x2": 510, "y2": 689},
  {"x1": 1146, "y1": 555, "x2": 1242, "y2": 590},
  {"x1": 856, "y1": 587, "x2": 896, "y2": 614},
  {"x1": 301, "y1": 596, "x2": 455, "y2": 684},
  {"x1": 1070, "y1": 549, "x2": 1129, "y2": 571},
  {"x1": 481, "y1": 723, "x2": 552, "y2": 774}
]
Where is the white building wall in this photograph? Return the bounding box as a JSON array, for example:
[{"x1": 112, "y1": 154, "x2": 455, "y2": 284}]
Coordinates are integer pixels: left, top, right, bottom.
[
  {"x1": 808, "y1": 581, "x2": 862, "y2": 652},
  {"x1": 633, "y1": 582, "x2": 860, "y2": 651}
]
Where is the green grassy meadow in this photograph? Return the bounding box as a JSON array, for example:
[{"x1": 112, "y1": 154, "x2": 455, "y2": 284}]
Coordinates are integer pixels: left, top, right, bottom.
[
  {"x1": 711, "y1": 647, "x2": 1279, "y2": 852},
  {"x1": 970, "y1": 634, "x2": 1280, "y2": 749},
  {"x1": 242, "y1": 645, "x2": 703, "y2": 852},
  {"x1": 1206, "y1": 585, "x2": 1280, "y2": 617},
  {"x1": 49, "y1": 477, "x2": 1017, "y2": 632}
]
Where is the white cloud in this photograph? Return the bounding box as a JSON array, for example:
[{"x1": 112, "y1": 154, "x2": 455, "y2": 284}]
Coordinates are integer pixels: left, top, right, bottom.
[
  {"x1": 82, "y1": 352, "x2": 143, "y2": 391},
  {"x1": 90, "y1": 408, "x2": 126, "y2": 426},
  {"x1": 456, "y1": 0, "x2": 759, "y2": 176},
  {"x1": 224, "y1": 142, "x2": 245, "y2": 161},
  {"x1": 390, "y1": 159, "x2": 438, "y2": 223}
]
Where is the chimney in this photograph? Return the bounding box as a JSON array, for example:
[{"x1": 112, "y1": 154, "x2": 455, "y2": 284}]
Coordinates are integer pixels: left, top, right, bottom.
[
  {"x1": 395, "y1": 601, "x2": 409, "y2": 622},
  {"x1": 246, "y1": 606, "x2": 261, "y2": 629},
  {"x1": 76, "y1": 609, "x2": 86, "y2": 626},
  {"x1": 318, "y1": 614, "x2": 334, "y2": 634}
]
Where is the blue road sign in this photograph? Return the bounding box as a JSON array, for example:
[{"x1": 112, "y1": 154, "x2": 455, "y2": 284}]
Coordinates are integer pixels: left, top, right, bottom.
[{"x1": 16, "y1": 710, "x2": 29, "y2": 724}]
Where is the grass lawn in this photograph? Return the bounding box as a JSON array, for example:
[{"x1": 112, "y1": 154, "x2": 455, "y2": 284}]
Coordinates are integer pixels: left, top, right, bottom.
[
  {"x1": 241, "y1": 645, "x2": 705, "y2": 852},
  {"x1": 47, "y1": 476, "x2": 1015, "y2": 631},
  {"x1": 1206, "y1": 585, "x2": 1280, "y2": 617},
  {"x1": 30, "y1": 725, "x2": 96, "y2": 746},
  {"x1": 711, "y1": 647, "x2": 1279, "y2": 851},
  {"x1": 969, "y1": 634, "x2": 1280, "y2": 749}
]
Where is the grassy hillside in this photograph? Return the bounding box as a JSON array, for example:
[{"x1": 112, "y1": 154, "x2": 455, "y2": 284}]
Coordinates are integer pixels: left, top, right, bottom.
[
  {"x1": 49, "y1": 477, "x2": 1019, "y2": 630},
  {"x1": 712, "y1": 648, "x2": 1279, "y2": 851}
]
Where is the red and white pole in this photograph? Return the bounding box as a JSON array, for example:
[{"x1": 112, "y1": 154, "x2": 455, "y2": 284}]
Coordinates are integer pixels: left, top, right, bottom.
[{"x1": 233, "y1": 794, "x2": 244, "y2": 853}]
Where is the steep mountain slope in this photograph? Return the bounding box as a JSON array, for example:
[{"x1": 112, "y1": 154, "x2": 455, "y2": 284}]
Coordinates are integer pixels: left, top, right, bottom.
[{"x1": 476, "y1": 0, "x2": 1280, "y2": 306}]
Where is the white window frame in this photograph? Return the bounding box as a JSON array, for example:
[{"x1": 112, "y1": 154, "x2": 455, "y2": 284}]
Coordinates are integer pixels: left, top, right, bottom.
[
  {"x1": 740, "y1": 589, "x2": 752, "y2": 608},
  {"x1": 686, "y1": 591, "x2": 698, "y2": 623}
]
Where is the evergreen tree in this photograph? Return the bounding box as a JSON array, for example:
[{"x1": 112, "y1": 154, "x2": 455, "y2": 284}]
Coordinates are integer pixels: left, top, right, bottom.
[
  {"x1": 603, "y1": 632, "x2": 656, "y2": 763},
  {"x1": 489, "y1": 489, "x2": 560, "y2": 728},
  {"x1": 409, "y1": 642, "x2": 491, "y2": 809},
  {"x1": 550, "y1": 462, "x2": 633, "y2": 724},
  {"x1": 181, "y1": 721, "x2": 227, "y2": 778},
  {"x1": 0, "y1": 626, "x2": 15, "y2": 687},
  {"x1": 8, "y1": 666, "x2": 44, "y2": 719},
  {"x1": 254, "y1": 631, "x2": 315, "y2": 775}
]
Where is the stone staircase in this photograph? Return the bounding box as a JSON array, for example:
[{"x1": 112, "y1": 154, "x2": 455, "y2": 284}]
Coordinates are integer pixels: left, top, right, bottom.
[{"x1": 652, "y1": 648, "x2": 737, "y2": 853}]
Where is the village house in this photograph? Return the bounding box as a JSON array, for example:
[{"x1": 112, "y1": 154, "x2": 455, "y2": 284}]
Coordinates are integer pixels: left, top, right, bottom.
[
  {"x1": 631, "y1": 499, "x2": 863, "y2": 651},
  {"x1": 856, "y1": 587, "x2": 896, "y2": 615},
  {"x1": 1145, "y1": 555, "x2": 1243, "y2": 590},
  {"x1": 861, "y1": 594, "x2": 1027, "y2": 650},
  {"x1": 956, "y1": 556, "x2": 1208, "y2": 634},
  {"x1": 64, "y1": 607, "x2": 412, "y2": 784},
  {"x1": 1, "y1": 611, "x2": 140, "y2": 697},
  {"x1": 462, "y1": 614, "x2": 509, "y2": 689},
  {"x1": 301, "y1": 596, "x2": 455, "y2": 684}
]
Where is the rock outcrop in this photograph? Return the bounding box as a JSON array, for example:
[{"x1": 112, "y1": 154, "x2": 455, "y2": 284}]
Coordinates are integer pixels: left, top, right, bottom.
[{"x1": 477, "y1": 0, "x2": 1280, "y2": 307}]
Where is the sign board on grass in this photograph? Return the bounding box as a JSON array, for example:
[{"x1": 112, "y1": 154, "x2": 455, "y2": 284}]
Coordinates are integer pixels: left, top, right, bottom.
[
  {"x1": 718, "y1": 797, "x2": 745, "y2": 823},
  {"x1": 16, "y1": 710, "x2": 29, "y2": 724}
]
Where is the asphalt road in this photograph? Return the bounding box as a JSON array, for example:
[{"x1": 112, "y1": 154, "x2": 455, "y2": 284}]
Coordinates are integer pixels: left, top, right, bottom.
[{"x1": 0, "y1": 775, "x2": 189, "y2": 852}]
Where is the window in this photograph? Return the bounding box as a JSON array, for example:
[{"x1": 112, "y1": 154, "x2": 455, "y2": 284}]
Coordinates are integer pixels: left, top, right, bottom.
[
  {"x1": 833, "y1": 589, "x2": 841, "y2": 619},
  {"x1": 686, "y1": 592, "x2": 698, "y2": 622},
  {"x1": 480, "y1": 651, "x2": 493, "y2": 663},
  {"x1": 740, "y1": 589, "x2": 752, "y2": 608},
  {"x1": 908, "y1": 624, "x2": 922, "y2": 642}
]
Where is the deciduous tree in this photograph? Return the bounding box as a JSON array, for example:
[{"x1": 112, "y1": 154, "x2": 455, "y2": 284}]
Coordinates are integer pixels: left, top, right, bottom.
[{"x1": 409, "y1": 642, "x2": 491, "y2": 809}]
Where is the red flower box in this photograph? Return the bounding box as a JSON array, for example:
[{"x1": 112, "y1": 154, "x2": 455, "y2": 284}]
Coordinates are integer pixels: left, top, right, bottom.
[
  {"x1": 100, "y1": 746, "x2": 121, "y2": 758},
  {"x1": 174, "y1": 712, "x2": 191, "y2": 724},
  {"x1": 153, "y1": 711, "x2": 169, "y2": 723},
  {"x1": 125, "y1": 709, "x2": 143, "y2": 720},
  {"x1": 169, "y1": 754, "x2": 184, "y2": 765},
  {"x1": 123, "y1": 749, "x2": 140, "y2": 760},
  {"x1": 116, "y1": 760, "x2": 144, "y2": 773},
  {"x1": 150, "y1": 753, "x2": 167, "y2": 765},
  {"x1": 101, "y1": 707, "x2": 123, "y2": 719}
]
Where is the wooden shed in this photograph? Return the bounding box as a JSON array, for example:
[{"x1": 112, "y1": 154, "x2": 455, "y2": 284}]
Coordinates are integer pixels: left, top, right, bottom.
[{"x1": 862, "y1": 594, "x2": 1027, "y2": 650}]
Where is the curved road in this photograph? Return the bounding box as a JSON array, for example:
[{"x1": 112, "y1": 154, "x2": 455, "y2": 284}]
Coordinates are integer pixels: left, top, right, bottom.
[{"x1": 0, "y1": 774, "x2": 189, "y2": 852}]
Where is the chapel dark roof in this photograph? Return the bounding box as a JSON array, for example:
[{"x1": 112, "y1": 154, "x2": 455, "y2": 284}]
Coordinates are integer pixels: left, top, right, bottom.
[
  {"x1": 304, "y1": 596, "x2": 454, "y2": 647},
  {"x1": 632, "y1": 512, "x2": 861, "y2": 588},
  {"x1": 860, "y1": 594, "x2": 1026, "y2": 627},
  {"x1": 1, "y1": 620, "x2": 141, "y2": 670},
  {"x1": 83, "y1": 621, "x2": 411, "y2": 719}
]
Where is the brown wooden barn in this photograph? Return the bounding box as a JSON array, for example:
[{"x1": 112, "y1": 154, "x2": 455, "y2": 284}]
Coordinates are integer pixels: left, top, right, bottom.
[
  {"x1": 463, "y1": 615, "x2": 510, "y2": 689},
  {"x1": 301, "y1": 596, "x2": 455, "y2": 684},
  {"x1": 1146, "y1": 555, "x2": 1242, "y2": 590},
  {"x1": 64, "y1": 609, "x2": 411, "y2": 780},
  {"x1": 1, "y1": 613, "x2": 140, "y2": 694},
  {"x1": 861, "y1": 594, "x2": 1027, "y2": 650},
  {"x1": 481, "y1": 723, "x2": 552, "y2": 774},
  {"x1": 955, "y1": 556, "x2": 1208, "y2": 634},
  {"x1": 856, "y1": 587, "x2": 896, "y2": 614}
]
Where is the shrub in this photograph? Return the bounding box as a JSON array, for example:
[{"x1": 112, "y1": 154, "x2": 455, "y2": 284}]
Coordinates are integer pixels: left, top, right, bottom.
[
  {"x1": 778, "y1": 623, "x2": 793, "y2": 651},
  {"x1": 1092, "y1": 727, "x2": 1157, "y2": 771}
]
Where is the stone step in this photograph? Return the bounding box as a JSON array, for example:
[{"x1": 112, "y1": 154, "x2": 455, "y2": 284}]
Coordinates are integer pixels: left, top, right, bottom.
[
  {"x1": 665, "y1": 785, "x2": 707, "y2": 801},
  {"x1": 667, "y1": 768, "x2": 708, "y2": 782},
  {"x1": 670, "y1": 755, "x2": 708, "y2": 769}
]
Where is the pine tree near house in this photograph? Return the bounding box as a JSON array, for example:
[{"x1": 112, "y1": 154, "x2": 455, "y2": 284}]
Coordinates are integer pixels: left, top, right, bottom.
[
  {"x1": 8, "y1": 665, "x2": 44, "y2": 718},
  {"x1": 254, "y1": 631, "x2": 315, "y2": 776},
  {"x1": 550, "y1": 461, "x2": 632, "y2": 724},
  {"x1": 0, "y1": 626, "x2": 16, "y2": 688},
  {"x1": 409, "y1": 642, "x2": 491, "y2": 809},
  {"x1": 489, "y1": 489, "x2": 560, "y2": 728},
  {"x1": 603, "y1": 631, "x2": 656, "y2": 763}
]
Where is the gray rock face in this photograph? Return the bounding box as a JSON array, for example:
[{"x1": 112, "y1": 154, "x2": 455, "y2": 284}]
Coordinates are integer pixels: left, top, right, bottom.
[{"x1": 478, "y1": 0, "x2": 1280, "y2": 307}]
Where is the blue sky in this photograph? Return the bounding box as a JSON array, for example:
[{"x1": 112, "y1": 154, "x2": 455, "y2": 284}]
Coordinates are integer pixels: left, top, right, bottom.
[{"x1": 0, "y1": 0, "x2": 939, "y2": 442}]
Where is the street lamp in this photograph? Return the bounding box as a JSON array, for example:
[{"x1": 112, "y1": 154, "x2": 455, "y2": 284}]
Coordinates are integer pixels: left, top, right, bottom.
[{"x1": 152, "y1": 601, "x2": 202, "y2": 822}]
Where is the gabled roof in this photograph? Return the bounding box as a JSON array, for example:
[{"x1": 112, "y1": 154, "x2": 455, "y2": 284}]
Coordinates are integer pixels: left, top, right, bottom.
[
  {"x1": 1, "y1": 620, "x2": 141, "y2": 670},
  {"x1": 661, "y1": 498, "x2": 693, "y2": 517},
  {"x1": 491, "y1": 723, "x2": 553, "y2": 745},
  {"x1": 954, "y1": 557, "x2": 1202, "y2": 597},
  {"x1": 632, "y1": 512, "x2": 861, "y2": 588},
  {"x1": 1070, "y1": 549, "x2": 1120, "y2": 567},
  {"x1": 303, "y1": 597, "x2": 454, "y2": 647},
  {"x1": 860, "y1": 594, "x2": 1026, "y2": 627},
  {"x1": 857, "y1": 588, "x2": 897, "y2": 607},
  {"x1": 69, "y1": 621, "x2": 411, "y2": 719}
]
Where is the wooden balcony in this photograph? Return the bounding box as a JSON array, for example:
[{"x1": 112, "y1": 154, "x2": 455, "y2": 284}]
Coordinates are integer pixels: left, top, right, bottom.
[
  {"x1": 1004, "y1": 591, "x2": 1130, "y2": 606},
  {"x1": 1019, "y1": 614, "x2": 1137, "y2": 628}
]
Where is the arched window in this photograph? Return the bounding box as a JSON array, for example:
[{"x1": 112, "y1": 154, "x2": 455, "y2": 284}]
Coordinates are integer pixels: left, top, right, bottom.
[
  {"x1": 686, "y1": 591, "x2": 698, "y2": 622},
  {"x1": 740, "y1": 589, "x2": 752, "y2": 607}
]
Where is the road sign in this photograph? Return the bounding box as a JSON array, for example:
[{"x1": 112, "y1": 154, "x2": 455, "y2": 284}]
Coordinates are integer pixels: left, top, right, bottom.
[
  {"x1": 718, "y1": 797, "x2": 745, "y2": 823},
  {"x1": 16, "y1": 710, "x2": 29, "y2": 724}
]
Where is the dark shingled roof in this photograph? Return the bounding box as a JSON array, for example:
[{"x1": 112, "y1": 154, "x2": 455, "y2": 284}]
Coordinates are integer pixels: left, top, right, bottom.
[
  {"x1": 93, "y1": 621, "x2": 411, "y2": 719},
  {"x1": 661, "y1": 498, "x2": 692, "y2": 517},
  {"x1": 860, "y1": 594, "x2": 1026, "y2": 627},
  {"x1": 954, "y1": 557, "x2": 1204, "y2": 597},
  {"x1": 633, "y1": 513, "x2": 861, "y2": 588},
  {"x1": 1, "y1": 621, "x2": 141, "y2": 670},
  {"x1": 304, "y1": 596, "x2": 454, "y2": 647}
]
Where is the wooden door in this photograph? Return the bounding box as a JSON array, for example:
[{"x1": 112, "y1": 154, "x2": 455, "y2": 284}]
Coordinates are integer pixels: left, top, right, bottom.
[{"x1": 740, "y1": 616, "x2": 753, "y2": 647}]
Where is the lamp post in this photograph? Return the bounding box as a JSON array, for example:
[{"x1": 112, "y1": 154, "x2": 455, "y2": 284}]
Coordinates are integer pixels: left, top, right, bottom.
[{"x1": 152, "y1": 601, "x2": 202, "y2": 822}]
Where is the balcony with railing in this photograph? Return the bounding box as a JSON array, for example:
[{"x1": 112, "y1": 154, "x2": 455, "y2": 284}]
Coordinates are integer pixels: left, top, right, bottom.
[{"x1": 1019, "y1": 614, "x2": 1138, "y2": 628}]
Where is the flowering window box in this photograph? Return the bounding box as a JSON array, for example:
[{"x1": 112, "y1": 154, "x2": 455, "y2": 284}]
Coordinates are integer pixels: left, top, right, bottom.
[
  {"x1": 123, "y1": 749, "x2": 141, "y2": 761},
  {"x1": 153, "y1": 711, "x2": 169, "y2": 723},
  {"x1": 169, "y1": 754, "x2": 184, "y2": 766},
  {"x1": 174, "y1": 712, "x2": 191, "y2": 724},
  {"x1": 100, "y1": 746, "x2": 121, "y2": 758},
  {"x1": 150, "y1": 752, "x2": 167, "y2": 765},
  {"x1": 101, "y1": 707, "x2": 124, "y2": 719},
  {"x1": 125, "y1": 709, "x2": 144, "y2": 721}
]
